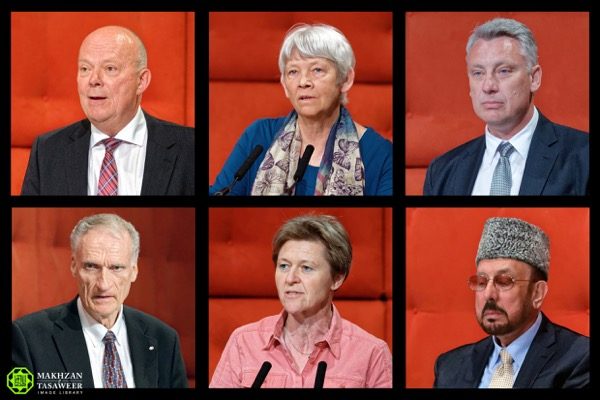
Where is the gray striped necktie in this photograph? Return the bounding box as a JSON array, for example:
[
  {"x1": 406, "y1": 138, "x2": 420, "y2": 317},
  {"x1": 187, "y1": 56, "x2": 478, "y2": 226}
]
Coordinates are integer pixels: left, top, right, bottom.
[{"x1": 490, "y1": 142, "x2": 515, "y2": 195}]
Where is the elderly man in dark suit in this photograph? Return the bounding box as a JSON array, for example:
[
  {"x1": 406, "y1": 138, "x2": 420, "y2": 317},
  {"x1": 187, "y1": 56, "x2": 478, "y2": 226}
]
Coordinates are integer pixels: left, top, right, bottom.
[
  {"x1": 21, "y1": 25, "x2": 194, "y2": 196},
  {"x1": 434, "y1": 217, "x2": 589, "y2": 388},
  {"x1": 12, "y1": 214, "x2": 188, "y2": 388},
  {"x1": 423, "y1": 18, "x2": 588, "y2": 196}
]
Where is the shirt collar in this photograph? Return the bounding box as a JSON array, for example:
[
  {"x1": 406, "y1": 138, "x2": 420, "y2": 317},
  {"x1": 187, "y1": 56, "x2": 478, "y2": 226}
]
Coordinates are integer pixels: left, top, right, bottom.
[
  {"x1": 77, "y1": 296, "x2": 126, "y2": 348},
  {"x1": 90, "y1": 106, "x2": 145, "y2": 147},
  {"x1": 491, "y1": 312, "x2": 543, "y2": 370},
  {"x1": 483, "y1": 106, "x2": 539, "y2": 166},
  {"x1": 263, "y1": 303, "x2": 344, "y2": 359}
]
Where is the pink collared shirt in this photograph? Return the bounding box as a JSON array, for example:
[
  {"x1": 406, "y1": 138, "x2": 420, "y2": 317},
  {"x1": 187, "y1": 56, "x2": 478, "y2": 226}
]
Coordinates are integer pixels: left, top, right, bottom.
[{"x1": 210, "y1": 304, "x2": 392, "y2": 388}]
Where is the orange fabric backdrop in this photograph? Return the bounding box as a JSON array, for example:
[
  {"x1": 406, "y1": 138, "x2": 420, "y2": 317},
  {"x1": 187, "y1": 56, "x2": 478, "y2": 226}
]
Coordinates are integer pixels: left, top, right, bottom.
[
  {"x1": 12, "y1": 208, "x2": 196, "y2": 387},
  {"x1": 406, "y1": 208, "x2": 589, "y2": 388},
  {"x1": 11, "y1": 12, "x2": 195, "y2": 195},
  {"x1": 405, "y1": 12, "x2": 589, "y2": 195},
  {"x1": 209, "y1": 207, "x2": 392, "y2": 383},
  {"x1": 209, "y1": 12, "x2": 393, "y2": 183}
]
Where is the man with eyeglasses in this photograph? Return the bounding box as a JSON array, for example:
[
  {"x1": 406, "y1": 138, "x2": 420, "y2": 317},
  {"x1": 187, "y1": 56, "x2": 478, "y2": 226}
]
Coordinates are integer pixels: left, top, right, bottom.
[{"x1": 433, "y1": 217, "x2": 589, "y2": 388}]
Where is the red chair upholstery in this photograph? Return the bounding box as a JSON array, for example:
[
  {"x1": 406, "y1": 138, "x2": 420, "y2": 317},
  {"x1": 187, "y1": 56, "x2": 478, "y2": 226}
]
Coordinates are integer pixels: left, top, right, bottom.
[
  {"x1": 12, "y1": 208, "x2": 196, "y2": 388},
  {"x1": 406, "y1": 208, "x2": 589, "y2": 388},
  {"x1": 209, "y1": 12, "x2": 392, "y2": 183},
  {"x1": 209, "y1": 208, "x2": 392, "y2": 383},
  {"x1": 406, "y1": 12, "x2": 589, "y2": 194},
  {"x1": 11, "y1": 12, "x2": 195, "y2": 195}
]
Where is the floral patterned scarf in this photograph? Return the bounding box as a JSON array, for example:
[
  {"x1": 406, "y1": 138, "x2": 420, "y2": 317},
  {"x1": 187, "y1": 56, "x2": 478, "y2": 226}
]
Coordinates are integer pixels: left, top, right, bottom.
[{"x1": 251, "y1": 106, "x2": 365, "y2": 196}]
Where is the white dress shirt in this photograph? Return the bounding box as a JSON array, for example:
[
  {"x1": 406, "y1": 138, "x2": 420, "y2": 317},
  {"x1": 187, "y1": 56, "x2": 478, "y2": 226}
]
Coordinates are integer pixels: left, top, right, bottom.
[
  {"x1": 87, "y1": 106, "x2": 148, "y2": 195},
  {"x1": 77, "y1": 297, "x2": 136, "y2": 388},
  {"x1": 471, "y1": 107, "x2": 539, "y2": 195}
]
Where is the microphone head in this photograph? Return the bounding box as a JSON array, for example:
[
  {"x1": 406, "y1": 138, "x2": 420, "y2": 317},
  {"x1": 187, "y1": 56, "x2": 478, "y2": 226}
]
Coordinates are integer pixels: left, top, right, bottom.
[
  {"x1": 251, "y1": 361, "x2": 272, "y2": 389},
  {"x1": 293, "y1": 144, "x2": 315, "y2": 182},
  {"x1": 314, "y1": 361, "x2": 327, "y2": 388}
]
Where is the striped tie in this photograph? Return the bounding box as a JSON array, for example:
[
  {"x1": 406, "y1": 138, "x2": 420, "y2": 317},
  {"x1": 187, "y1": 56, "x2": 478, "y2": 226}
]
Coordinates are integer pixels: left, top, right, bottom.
[
  {"x1": 98, "y1": 138, "x2": 122, "y2": 196},
  {"x1": 488, "y1": 347, "x2": 514, "y2": 388},
  {"x1": 102, "y1": 331, "x2": 127, "y2": 388},
  {"x1": 490, "y1": 142, "x2": 515, "y2": 195}
]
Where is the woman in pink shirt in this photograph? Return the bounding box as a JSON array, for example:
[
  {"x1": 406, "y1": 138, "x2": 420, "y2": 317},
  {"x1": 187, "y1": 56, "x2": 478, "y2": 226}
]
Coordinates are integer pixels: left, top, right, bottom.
[{"x1": 210, "y1": 214, "x2": 393, "y2": 388}]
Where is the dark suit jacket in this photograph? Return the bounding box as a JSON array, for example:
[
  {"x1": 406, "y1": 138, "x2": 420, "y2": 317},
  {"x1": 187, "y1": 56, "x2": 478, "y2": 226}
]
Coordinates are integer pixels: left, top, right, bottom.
[
  {"x1": 21, "y1": 112, "x2": 195, "y2": 195},
  {"x1": 423, "y1": 113, "x2": 589, "y2": 195},
  {"x1": 12, "y1": 298, "x2": 188, "y2": 388},
  {"x1": 433, "y1": 314, "x2": 589, "y2": 388}
]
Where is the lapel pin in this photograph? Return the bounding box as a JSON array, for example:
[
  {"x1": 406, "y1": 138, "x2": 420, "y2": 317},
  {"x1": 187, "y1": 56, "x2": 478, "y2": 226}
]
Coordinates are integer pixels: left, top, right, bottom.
[{"x1": 149, "y1": 346, "x2": 155, "y2": 351}]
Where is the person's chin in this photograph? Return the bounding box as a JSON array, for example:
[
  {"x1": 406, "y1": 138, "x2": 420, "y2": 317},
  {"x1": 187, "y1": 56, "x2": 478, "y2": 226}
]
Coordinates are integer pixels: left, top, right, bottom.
[
  {"x1": 91, "y1": 297, "x2": 117, "y2": 310},
  {"x1": 477, "y1": 108, "x2": 505, "y2": 120},
  {"x1": 295, "y1": 104, "x2": 324, "y2": 116},
  {"x1": 283, "y1": 302, "x2": 306, "y2": 315},
  {"x1": 481, "y1": 318, "x2": 508, "y2": 335}
]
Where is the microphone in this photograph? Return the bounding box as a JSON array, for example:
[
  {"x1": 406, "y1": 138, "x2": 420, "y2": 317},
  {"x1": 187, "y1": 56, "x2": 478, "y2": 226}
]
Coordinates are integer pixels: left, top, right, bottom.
[
  {"x1": 251, "y1": 361, "x2": 272, "y2": 388},
  {"x1": 213, "y1": 145, "x2": 263, "y2": 196},
  {"x1": 283, "y1": 145, "x2": 314, "y2": 196},
  {"x1": 314, "y1": 361, "x2": 327, "y2": 388}
]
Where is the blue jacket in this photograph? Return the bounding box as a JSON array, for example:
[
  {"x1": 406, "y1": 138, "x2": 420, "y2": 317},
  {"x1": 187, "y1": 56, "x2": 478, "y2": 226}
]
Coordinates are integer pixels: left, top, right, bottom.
[{"x1": 210, "y1": 117, "x2": 393, "y2": 196}]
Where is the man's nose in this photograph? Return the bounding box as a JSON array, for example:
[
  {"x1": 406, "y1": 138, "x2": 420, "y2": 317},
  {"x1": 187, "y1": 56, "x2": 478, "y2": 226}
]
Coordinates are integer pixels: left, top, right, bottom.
[
  {"x1": 96, "y1": 267, "x2": 111, "y2": 289},
  {"x1": 88, "y1": 68, "x2": 103, "y2": 86},
  {"x1": 482, "y1": 73, "x2": 499, "y2": 93},
  {"x1": 483, "y1": 278, "x2": 499, "y2": 300}
]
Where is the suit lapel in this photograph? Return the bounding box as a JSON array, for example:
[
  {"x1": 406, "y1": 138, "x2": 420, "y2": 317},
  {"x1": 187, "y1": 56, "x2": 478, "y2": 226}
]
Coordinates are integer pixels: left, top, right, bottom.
[
  {"x1": 65, "y1": 121, "x2": 92, "y2": 195},
  {"x1": 141, "y1": 113, "x2": 178, "y2": 195},
  {"x1": 452, "y1": 138, "x2": 485, "y2": 195},
  {"x1": 513, "y1": 315, "x2": 555, "y2": 388},
  {"x1": 125, "y1": 308, "x2": 158, "y2": 388},
  {"x1": 466, "y1": 338, "x2": 494, "y2": 387},
  {"x1": 52, "y1": 299, "x2": 94, "y2": 388},
  {"x1": 520, "y1": 114, "x2": 559, "y2": 195}
]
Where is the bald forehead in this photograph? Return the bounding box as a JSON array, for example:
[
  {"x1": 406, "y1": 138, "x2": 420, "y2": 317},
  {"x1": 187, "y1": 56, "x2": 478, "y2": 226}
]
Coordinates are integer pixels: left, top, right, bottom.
[
  {"x1": 82, "y1": 26, "x2": 139, "y2": 46},
  {"x1": 79, "y1": 26, "x2": 144, "y2": 63}
]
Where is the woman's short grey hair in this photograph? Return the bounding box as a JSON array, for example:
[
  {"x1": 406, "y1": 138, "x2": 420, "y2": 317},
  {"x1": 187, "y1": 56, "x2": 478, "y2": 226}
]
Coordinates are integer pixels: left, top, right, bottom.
[
  {"x1": 466, "y1": 18, "x2": 538, "y2": 71},
  {"x1": 272, "y1": 214, "x2": 352, "y2": 282},
  {"x1": 70, "y1": 213, "x2": 140, "y2": 264},
  {"x1": 279, "y1": 23, "x2": 355, "y2": 105}
]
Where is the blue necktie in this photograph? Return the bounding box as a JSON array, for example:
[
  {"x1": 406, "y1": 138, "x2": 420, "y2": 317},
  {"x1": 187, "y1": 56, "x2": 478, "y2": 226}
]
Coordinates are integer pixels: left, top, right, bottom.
[
  {"x1": 490, "y1": 142, "x2": 515, "y2": 195},
  {"x1": 102, "y1": 331, "x2": 127, "y2": 388}
]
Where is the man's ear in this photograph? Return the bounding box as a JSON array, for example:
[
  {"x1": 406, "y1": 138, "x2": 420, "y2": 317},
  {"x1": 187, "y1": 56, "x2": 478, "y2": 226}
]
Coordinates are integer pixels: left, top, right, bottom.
[
  {"x1": 532, "y1": 280, "x2": 548, "y2": 309},
  {"x1": 137, "y1": 68, "x2": 152, "y2": 95},
  {"x1": 130, "y1": 264, "x2": 138, "y2": 283},
  {"x1": 530, "y1": 64, "x2": 542, "y2": 93},
  {"x1": 70, "y1": 256, "x2": 77, "y2": 277}
]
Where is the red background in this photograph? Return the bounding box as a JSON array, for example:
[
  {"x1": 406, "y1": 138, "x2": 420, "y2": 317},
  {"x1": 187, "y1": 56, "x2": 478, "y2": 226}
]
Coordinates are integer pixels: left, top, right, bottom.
[
  {"x1": 406, "y1": 207, "x2": 589, "y2": 387},
  {"x1": 209, "y1": 12, "x2": 393, "y2": 183},
  {"x1": 406, "y1": 12, "x2": 589, "y2": 194},
  {"x1": 12, "y1": 208, "x2": 196, "y2": 387},
  {"x1": 209, "y1": 208, "x2": 393, "y2": 383},
  {"x1": 11, "y1": 12, "x2": 195, "y2": 195}
]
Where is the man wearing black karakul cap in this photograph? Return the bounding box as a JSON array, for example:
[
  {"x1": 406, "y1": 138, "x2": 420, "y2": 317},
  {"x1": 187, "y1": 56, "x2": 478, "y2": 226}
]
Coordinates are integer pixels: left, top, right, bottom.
[{"x1": 434, "y1": 217, "x2": 589, "y2": 388}]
